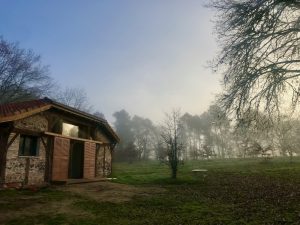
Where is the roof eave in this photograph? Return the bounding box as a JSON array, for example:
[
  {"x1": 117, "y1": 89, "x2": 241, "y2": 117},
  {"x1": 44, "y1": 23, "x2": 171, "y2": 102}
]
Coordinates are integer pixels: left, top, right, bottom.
[{"x1": 0, "y1": 105, "x2": 52, "y2": 123}]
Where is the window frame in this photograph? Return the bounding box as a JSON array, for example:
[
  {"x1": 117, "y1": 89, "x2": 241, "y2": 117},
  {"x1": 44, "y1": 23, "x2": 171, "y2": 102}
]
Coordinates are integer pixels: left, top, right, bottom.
[
  {"x1": 62, "y1": 122, "x2": 80, "y2": 138},
  {"x1": 18, "y1": 134, "x2": 40, "y2": 157}
]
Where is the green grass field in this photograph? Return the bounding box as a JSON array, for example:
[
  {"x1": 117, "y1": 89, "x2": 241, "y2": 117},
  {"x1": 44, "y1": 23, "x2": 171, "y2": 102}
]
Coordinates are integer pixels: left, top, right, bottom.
[{"x1": 1, "y1": 157, "x2": 300, "y2": 225}]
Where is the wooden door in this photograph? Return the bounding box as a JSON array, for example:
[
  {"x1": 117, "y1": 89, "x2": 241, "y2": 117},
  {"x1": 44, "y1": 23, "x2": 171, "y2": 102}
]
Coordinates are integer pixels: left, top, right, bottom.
[
  {"x1": 52, "y1": 137, "x2": 70, "y2": 181},
  {"x1": 84, "y1": 142, "x2": 96, "y2": 179}
]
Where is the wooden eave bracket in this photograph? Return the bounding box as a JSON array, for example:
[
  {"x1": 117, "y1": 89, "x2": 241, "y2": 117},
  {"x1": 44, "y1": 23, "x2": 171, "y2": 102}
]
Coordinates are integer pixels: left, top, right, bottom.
[
  {"x1": 7, "y1": 133, "x2": 19, "y2": 149},
  {"x1": 40, "y1": 137, "x2": 47, "y2": 149}
]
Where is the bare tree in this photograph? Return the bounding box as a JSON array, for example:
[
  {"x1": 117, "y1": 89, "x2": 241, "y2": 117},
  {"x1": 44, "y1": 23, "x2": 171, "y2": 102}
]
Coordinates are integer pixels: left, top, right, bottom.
[
  {"x1": 55, "y1": 87, "x2": 93, "y2": 112},
  {"x1": 274, "y1": 116, "x2": 300, "y2": 160},
  {"x1": 209, "y1": 0, "x2": 300, "y2": 117},
  {"x1": 93, "y1": 111, "x2": 105, "y2": 119},
  {"x1": 0, "y1": 37, "x2": 53, "y2": 103},
  {"x1": 132, "y1": 115, "x2": 156, "y2": 160},
  {"x1": 181, "y1": 113, "x2": 202, "y2": 160},
  {"x1": 160, "y1": 109, "x2": 184, "y2": 179},
  {"x1": 233, "y1": 110, "x2": 275, "y2": 158}
]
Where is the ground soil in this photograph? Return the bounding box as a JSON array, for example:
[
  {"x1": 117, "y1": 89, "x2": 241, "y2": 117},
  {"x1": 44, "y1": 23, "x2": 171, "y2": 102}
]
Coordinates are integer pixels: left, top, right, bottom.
[
  {"x1": 59, "y1": 181, "x2": 166, "y2": 203},
  {"x1": 0, "y1": 182, "x2": 166, "y2": 224}
]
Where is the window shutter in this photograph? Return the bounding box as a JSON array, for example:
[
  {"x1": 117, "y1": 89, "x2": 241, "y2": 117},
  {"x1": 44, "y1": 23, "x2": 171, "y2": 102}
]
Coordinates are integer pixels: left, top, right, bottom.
[
  {"x1": 84, "y1": 142, "x2": 96, "y2": 179},
  {"x1": 52, "y1": 137, "x2": 70, "y2": 181}
]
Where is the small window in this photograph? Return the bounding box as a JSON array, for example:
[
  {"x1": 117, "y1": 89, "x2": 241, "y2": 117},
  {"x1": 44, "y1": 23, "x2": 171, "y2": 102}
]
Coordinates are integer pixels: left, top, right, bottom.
[
  {"x1": 62, "y1": 123, "x2": 79, "y2": 138},
  {"x1": 19, "y1": 135, "x2": 39, "y2": 156}
]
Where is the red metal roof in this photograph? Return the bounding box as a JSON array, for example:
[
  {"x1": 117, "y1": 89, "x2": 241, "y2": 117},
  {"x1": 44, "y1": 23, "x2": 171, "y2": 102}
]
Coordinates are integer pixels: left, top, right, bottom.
[{"x1": 0, "y1": 98, "x2": 51, "y2": 118}]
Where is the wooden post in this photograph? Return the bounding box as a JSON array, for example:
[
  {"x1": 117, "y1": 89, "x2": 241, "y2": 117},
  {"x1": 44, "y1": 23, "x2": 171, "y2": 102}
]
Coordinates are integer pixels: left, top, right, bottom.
[
  {"x1": 24, "y1": 158, "x2": 30, "y2": 185},
  {"x1": 103, "y1": 146, "x2": 106, "y2": 176},
  {"x1": 95, "y1": 144, "x2": 100, "y2": 177},
  {"x1": 110, "y1": 144, "x2": 115, "y2": 176},
  {"x1": 44, "y1": 137, "x2": 53, "y2": 182},
  {"x1": 0, "y1": 124, "x2": 13, "y2": 185}
]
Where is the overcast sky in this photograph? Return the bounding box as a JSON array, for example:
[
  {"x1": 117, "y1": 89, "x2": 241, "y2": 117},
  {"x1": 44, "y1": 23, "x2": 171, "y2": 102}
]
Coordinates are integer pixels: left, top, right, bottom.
[{"x1": 0, "y1": 0, "x2": 221, "y2": 123}]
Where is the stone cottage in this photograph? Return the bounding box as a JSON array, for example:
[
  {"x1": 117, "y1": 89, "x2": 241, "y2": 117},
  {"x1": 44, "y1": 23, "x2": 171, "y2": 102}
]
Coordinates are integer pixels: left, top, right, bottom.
[{"x1": 0, "y1": 98, "x2": 119, "y2": 186}]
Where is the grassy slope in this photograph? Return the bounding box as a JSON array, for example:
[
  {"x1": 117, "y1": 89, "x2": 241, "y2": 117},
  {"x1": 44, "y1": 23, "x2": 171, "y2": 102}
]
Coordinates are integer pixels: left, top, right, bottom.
[{"x1": 1, "y1": 158, "x2": 300, "y2": 225}]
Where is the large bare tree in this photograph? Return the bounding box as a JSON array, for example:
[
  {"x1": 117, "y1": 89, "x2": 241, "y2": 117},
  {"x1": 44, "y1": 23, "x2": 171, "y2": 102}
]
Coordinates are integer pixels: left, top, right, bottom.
[
  {"x1": 210, "y1": 0, "x2": 300, "y2": 117},
  {"x1": 0, "y1": 37, "x2": 53, "y2": 103}
]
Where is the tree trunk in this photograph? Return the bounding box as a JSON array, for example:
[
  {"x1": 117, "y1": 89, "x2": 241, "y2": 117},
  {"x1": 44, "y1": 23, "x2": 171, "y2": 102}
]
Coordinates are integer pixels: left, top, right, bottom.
[
  {"x1": 171, "y1": 168, "x2": 177, "y2": 179},
  {"x1": 289, "y1": 151, "x2": 293, "y2": 162},
  {"x1": 171, "y1": 160, "x2": 177, "y2": 179}
]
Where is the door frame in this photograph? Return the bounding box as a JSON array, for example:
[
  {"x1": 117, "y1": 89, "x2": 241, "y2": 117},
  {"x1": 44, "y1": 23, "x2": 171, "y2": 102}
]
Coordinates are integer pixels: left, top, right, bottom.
[{"x1": 68, "y1": 140, "x2": 84, "y2": 179}]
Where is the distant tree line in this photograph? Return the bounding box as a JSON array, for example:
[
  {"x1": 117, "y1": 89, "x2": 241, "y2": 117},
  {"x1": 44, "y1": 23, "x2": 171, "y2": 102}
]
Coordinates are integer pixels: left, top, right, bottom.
[
  {"x1": 112, "y1": 110, "x2": 157, "y2": 162},
  {"x1": 113, "y1": 105, "x2": 300, "y2": 163}
]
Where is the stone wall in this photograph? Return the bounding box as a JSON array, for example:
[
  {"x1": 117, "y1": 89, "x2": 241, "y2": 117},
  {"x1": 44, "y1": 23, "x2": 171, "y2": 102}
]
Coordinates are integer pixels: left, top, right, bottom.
[
  {"x1": 14, "y1": 114, "x2": 48, "y2": 132},
  {"x1": 95, "y1": 146, "x2": 105, "y2": 177},
  {"x1": 95, "y1": 128, "x2": 110, "y2": 143},
  {"x1": 95, "y1": 126, "x2": 113, "y2": 178},
  {"x1": 95, "y1": 146, "x2": 112, "y2": 177},
  {"x1": 104, "y1": 148, "x2": 112, "y2": 176},
  {"x1": 5, "y1": 134, "x2": 26, "y2": 183},
  {"x1": 5, "y1": 114, "x2": 48, "y2": 185}
]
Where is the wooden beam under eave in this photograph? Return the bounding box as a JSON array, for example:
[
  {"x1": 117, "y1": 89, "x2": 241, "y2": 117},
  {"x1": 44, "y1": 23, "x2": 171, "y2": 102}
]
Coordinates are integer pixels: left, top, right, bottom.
[
  {"x1": 13, "y1": 128, "x2": 44, "y2": 136},
  {"x1": 44, "y1": 131, "x2": 104, "y2": 145},
  {"x1": 0, "y1": 105, "x2": 52, "y2": 123}
]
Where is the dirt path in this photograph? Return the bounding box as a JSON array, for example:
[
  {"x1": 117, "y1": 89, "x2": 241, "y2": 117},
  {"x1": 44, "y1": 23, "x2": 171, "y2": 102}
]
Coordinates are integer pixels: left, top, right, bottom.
[{"x1": 59, "y1": 181, "x2": 166, "y2": 203}]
